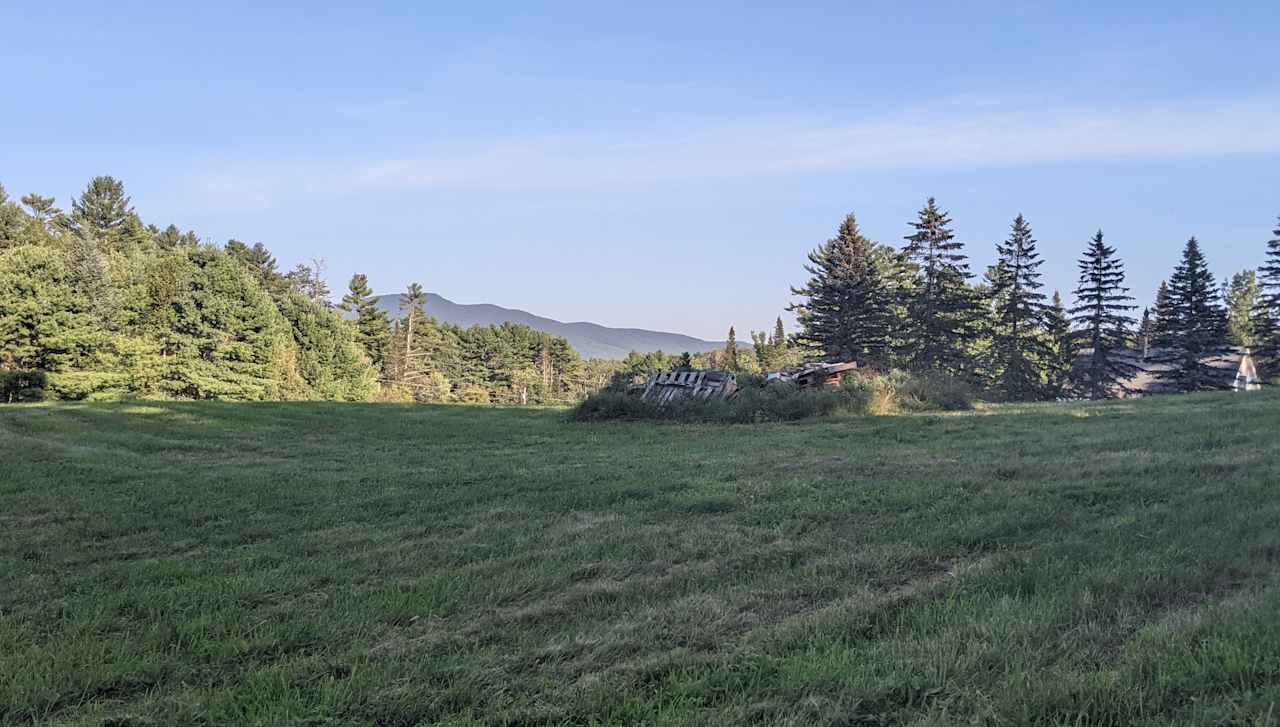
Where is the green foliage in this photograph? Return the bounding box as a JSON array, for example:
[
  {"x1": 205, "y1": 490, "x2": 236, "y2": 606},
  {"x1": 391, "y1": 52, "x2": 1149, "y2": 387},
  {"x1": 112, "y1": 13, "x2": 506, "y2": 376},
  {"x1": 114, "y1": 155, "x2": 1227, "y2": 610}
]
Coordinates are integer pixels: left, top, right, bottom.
[
  {"x1": 574, "y1": 369, "x2": 971, "y2": 423},
  {"x1": 1154, "y1": 237, "x2": 1231, "y2": 391},
  {"x1": 1069, "y1": 231, "x2": 1138, "y2": 399},
  {"x1": 1255, "y1": 218, "x2": 1280, "y2": 374},
  {"x1": 1224, "y1": 270, "x2": 1259, "y2": 348},
  {"x1": 0, "y1": 369, "x2": 46, "y2": 402},
  {"x1": 790, "y1": 213, "x2": 895, "y2": 366},
  {"x1": 1042, "y1": 292, "x2": 1075, "y2": 399},
  {"x1": 901, "y1": 198, "x2": 980, "y2": 376},
  {"x1": 990, "y1": 215, "x2": 1051, "y2": 400},
  {"x1": 339, "y1": 273, "x2": 391, "y2": 369}
]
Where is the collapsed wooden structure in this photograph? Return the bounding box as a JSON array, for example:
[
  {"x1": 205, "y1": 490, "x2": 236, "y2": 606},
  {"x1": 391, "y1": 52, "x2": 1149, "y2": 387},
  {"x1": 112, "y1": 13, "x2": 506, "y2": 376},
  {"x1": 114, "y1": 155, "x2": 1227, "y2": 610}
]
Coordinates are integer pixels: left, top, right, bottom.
[
  {"x1": 766, "y1": 361, "x2": 861, "y2": 389},
  {"x1": 630, "y1": 370, "x2": 738, "y2": 406}
]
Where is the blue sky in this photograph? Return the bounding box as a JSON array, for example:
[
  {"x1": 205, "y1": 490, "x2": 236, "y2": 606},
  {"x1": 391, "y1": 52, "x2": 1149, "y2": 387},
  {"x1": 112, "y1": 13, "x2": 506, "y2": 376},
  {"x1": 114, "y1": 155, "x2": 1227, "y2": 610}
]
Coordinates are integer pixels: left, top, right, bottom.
[{"x1": 2, "y1": 2, "x2": 1278, "y2": 340}]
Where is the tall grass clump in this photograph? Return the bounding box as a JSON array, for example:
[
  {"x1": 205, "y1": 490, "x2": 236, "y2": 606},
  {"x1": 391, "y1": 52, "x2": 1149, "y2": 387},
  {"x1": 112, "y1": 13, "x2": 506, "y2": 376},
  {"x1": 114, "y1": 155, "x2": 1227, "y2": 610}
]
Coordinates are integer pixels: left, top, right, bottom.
[{"x1": 573, "y1": 369, "x2": 972, "y2": 423}]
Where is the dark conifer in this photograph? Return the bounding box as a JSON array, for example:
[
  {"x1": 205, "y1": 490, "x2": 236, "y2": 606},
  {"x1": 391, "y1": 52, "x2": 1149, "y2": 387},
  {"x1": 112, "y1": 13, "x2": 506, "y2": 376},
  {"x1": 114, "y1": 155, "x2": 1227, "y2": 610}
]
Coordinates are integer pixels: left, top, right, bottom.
[
  {"x1": 901, "y1": 198, "x2": 975, "y2": 374},
  {"x1": 1151, "y1": 280, "x2": 1176, "y2": 347},
  {"x1": 1043, "y1": 291, "x2": 1075, "y2": 399},
  {"x1": 1255, "y1": 218, "x2": 1280, "y2": 374},
  {"x1": 1155, "y1": 237, "x2": 1230, "y2": 391},
  {"x1": 1069, "y1": 231, "x2": 1138, "y2": 398},
  {"x1": 990, "y1": 215, "x2": 1050, "y2": 400},
  {"x1": 341, "y1": 273, "x2": 392, "y2": 369},
  {"x1": 790, "y1": 214, "x2": 893, "y2": 365}
]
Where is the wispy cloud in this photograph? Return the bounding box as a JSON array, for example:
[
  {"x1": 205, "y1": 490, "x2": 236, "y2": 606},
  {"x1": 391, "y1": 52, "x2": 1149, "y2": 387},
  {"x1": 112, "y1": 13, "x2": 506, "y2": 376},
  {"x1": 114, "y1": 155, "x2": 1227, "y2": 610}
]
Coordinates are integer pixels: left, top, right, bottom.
[{"x1": 182, "y1": 94, "x2": 1280, "y2": 210}]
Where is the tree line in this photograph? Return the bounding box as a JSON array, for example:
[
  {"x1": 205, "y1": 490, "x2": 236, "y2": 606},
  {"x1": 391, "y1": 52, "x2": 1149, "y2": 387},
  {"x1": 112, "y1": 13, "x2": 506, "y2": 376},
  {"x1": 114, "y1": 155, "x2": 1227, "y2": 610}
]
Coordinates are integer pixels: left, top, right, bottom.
[
  {"x1": 0, "y1": 176, "x2": 618, "y2": 403},
  {"x1": 789, "y1": 199, "x2": 1280, "y2": 399}
]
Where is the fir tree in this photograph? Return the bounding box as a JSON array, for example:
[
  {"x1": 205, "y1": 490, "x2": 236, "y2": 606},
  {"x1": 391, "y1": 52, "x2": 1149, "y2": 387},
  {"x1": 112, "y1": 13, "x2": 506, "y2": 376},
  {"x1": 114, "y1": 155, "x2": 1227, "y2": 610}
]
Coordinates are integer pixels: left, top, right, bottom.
[
  {"x1": 990, "y1": 215, "x2": 1050, "y2": 400},
  {"x1": 1043, "y1": 291, "x2": 1075, "y2": 399},
  {"x1": 1069, "y1": 231, "x2": 1138, "y2": 398},
  {"x1": 340, "y1": 273, "x2": 391, "y2": 369},
  {"x1": 1255, "y1": 218, "x2": 1280, "y2": 374},
  {"x1": 789, "y1": 213, "x2": 893, "y2": 365},
  {"x1": 901, "y1": 198, "x2": 975, "y2": 374},
  {"x1": 1155, "y1": 237, "x2": 1230, "y2": 391},
  {"x1": 1151, "y1": 280, "x2": 1176, "y2": 348},
  {"x1": 724, "y1": 326, "x2": 739, "y2": 371}
]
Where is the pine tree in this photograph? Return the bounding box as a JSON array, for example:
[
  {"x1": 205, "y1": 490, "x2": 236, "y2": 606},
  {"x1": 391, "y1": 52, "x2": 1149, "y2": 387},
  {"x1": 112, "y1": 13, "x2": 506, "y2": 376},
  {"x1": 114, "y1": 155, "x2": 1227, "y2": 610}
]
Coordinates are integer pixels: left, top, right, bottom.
[
  {"x1": 1151, "y1": 280, "x2": 1176, "y2": 347},
  {"x1": 990, "y1": 215, "x2": 1050, "y2": 400},
  {"x1": 789, "y1": 213, "x2": 893, "y2": 365},
  {"x1": 1137, "y1": 308, "x2": 1152, "y2": 357},
  {"x1": 724, "y1": 326, "x2": 739, "y2": 371},
  {"x1": 1069, "y1": 231, "x2": 1138, "y2": 398},
  {"x1": 1255, "y1": 218, "x2": 1280, "y2": 375},
  {"x1": 1043, "y1": 291, "x2": 1075, "y2": 399},
  {"x1": 399, "y1": 283, "x2": 427, "y2": 383},
  {"x1": 901, "y1": 198, "x2": 975, "y2": 374},
  {"x1": 340, "y1": 273, "x2": 391, "y2": 369},
  {"x1": 1155, "y1": 237, "x2": 1230, "y2": 391},
  {"x1": 70, "y1": 176, "x2": 136, "y2": 249}
]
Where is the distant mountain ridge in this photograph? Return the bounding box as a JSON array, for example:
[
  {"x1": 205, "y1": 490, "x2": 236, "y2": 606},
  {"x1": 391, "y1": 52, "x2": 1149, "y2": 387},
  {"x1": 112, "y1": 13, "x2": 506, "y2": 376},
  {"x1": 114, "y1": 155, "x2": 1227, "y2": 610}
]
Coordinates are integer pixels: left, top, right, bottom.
[{"x1": 372, "y1": 293, "x2": 725, "y2": 360}]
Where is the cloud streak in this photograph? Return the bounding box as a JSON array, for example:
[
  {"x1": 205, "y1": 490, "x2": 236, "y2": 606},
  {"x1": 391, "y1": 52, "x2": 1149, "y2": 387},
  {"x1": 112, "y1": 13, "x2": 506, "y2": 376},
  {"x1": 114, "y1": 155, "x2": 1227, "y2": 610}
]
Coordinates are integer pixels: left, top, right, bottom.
[{"x1": 184, "y1": 94, "x2": 1280, "y2": 209}]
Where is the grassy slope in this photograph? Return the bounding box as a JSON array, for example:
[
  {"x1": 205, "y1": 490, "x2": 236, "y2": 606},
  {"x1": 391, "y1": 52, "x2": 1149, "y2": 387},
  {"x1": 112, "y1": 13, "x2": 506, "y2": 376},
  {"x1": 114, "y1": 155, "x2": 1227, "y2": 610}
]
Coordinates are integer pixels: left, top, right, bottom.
[{"x1": 2, "y1": 394, "x2": 1279, "y2": 726}]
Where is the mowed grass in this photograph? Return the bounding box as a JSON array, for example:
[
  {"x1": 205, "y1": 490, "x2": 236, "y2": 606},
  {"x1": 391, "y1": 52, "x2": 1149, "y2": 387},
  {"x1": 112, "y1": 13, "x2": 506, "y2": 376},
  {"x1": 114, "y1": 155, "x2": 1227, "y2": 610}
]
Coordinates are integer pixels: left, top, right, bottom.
[{"x1": 3, "y1": 394, "x2": 1280, "y2": 726}]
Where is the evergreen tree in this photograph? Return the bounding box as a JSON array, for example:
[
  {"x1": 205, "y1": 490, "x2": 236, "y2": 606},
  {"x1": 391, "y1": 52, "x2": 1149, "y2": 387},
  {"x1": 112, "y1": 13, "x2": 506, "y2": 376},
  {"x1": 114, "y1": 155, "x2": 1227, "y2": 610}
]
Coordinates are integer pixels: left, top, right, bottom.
[
  {"x1": 677, "y1": 351, "x2": 693, "y2": 370},
  {"x1": 901, "y1": 198, "x2": 975, "y2": 374},
  {"x1": 1155, "y1": 237, "x2": 1230, "y2": 391},
  {"x1": 1137, "y1": 307, "x2": 1152, "y2": 356},
  {"x1": 399, "y1": 283, "x2": 427, "y2": 382},
  {"x1": 1043, "y1": 291, "x2": 1075, "y2": 399},
  {"x1": 789, "y1": 213, "x2": 893, "y2": 365},
  {"x1": 70, "y1": 176, "x2": 140, "y2": 250},
  {"x1": 724, "y1": 326, "x2": 739, "y2": 371},
  {"x1": 1223, "y1": 270, "x2": 1259, "y2": 348},
  {"x1": 990, "y1": 215, "x2": 1050, "y2": 400},
  {"x1": 1151, "y1": 280, "x2": 1176, "y2": 347},
  {"x1": 1069, "y1": 231, "x2": 1138, "y2": 398},
  {"x1": 340, "y1": 273, "x2": 392, "y2": 369},
  {"x1": 1255, "y1": 218, "x2": 1280, "y2": 374}
]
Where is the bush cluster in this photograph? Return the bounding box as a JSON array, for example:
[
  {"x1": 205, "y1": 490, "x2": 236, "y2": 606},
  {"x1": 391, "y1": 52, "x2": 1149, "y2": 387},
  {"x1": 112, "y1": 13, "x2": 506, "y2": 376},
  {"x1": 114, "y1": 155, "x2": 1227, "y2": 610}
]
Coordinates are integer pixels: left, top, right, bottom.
[
  {"x1": 0, "y1": 370, "x2": 46, "y2": 403},
  {"x1": 573, "y1": 369, "x2": 972, "y2": 423}
]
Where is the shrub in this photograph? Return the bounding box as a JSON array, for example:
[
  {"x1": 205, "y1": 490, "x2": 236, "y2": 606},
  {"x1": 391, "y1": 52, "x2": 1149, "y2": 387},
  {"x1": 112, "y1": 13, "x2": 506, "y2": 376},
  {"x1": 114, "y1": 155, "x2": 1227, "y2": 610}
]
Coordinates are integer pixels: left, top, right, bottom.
[
  {"x1": 1, "y1": 370, "x2": 47, "y2": 403},
  {"x1": 899, "y1": 370, "x2": 974, "y2": 411},
  {"x1": 573, "y1": 368, "x2": 974, "y2": 423}
]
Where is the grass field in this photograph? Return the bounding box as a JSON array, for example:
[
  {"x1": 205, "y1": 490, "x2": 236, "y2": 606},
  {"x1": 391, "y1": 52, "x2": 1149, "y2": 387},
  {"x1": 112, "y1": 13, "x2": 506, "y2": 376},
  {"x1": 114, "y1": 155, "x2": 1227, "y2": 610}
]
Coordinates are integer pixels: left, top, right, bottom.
[{"x1": 3, "y1": 393, "x2": 1280, "y2": 726}]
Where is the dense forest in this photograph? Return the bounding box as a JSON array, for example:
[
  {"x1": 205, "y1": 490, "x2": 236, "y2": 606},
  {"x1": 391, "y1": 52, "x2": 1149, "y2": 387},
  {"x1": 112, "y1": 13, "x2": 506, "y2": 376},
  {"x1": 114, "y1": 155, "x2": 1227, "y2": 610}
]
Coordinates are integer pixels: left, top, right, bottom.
[
  {"x1": 0, "y1": 177, "x2": 632, "y2": 404},
  {"x1": 1, "y1": 177, "x2": 1276, "y2": 404}
]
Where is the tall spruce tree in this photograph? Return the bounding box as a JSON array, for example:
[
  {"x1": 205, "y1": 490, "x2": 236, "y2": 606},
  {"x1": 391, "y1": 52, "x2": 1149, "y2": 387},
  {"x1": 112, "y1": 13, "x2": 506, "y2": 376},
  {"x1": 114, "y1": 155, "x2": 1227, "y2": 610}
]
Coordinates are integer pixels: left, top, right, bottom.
[
  {"x1": 990, "y1": 215, "x2": 1050, "y2": 400},
  {"x1": 724, "y1": 326, "x2": 739, "y2": 371},
  {"x1": 1254, "y1": 217, "x2": 1280, "y2": 375},
  {"x1": 1137, "y1": 308, "x2": 1152, "y2": 356},
  {"x1": 790, "y1": 213, "x2": 893, "y2": 365},
  {"x1": 340, "y1": 273, "x2": 392, "y2": 369},
  {"x1": 1155, "y1": 237, "x2": 1230, "y2": 391},
  {"x1": 1043, "y1": 291, "x2": 1075, "y2": 399},
  {"x1": 901, "y1": 198, "x2": 975, "y2": 374},
  {"x1": 1151, "y1": 280, "x2": 1176, "y2": 348},
  {"x1": 1069, "y1": 231, "x2": 1138, "y2": 398}
]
